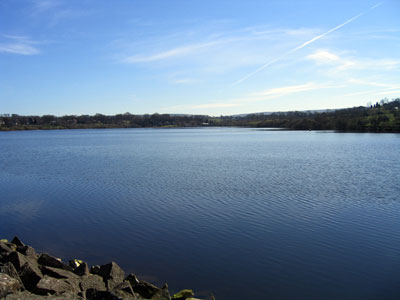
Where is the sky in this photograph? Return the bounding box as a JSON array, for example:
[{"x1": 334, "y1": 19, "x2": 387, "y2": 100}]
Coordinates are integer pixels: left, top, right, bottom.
[{"x1": 0, "y1": 0, "x2": 399, "y2": 116}]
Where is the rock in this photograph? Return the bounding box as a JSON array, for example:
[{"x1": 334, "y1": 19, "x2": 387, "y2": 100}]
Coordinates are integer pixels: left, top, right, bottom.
[
  {"x1": 5, "y1": 290, "x2": 84, "y2": 299},
  {"x1": 79, "y1": 274, "x2": 107, "y2": 293},
  {"x1": 90, "y1": 265, "x2": 100, "y2": 275},
  {"x1": 111, "y1": 289, "x2": 138, "y2": 300},
  {"x1": 129, "y1": 280, "x2": 163, "y2": 299},
  {"x1": 86, "y1": 288, "x2": 138, "y2": 300},
  {"x1": 98, "y1": 262, "x2": 125, "y2": 290},
  {"x1": 19, "y1": 261, "x2": 43, "y2": 291},
  {"x1": 5, "y1": 252, "x2": 28, "y2": 271},
  {"x1": 41, "y1": 265, "x2": 79, "y2": 279},
  {"x1": 0, "y1": 262, "x2": 25, "y2": 289},
  {"x1": 126, "y1": 274, "x2": 140, "y2": 285},
  {"x1": 0, "y1": 241, "x2": 14, "y2": 256},
  {"x1": 0, "y1": 273, "x2": 22, "y2": 298},
  {"x1": 113, "y1": 281, "x2": 135, "y2": 295},
  {"x1": 171, "y1": 289, "x2": 194, "y2": 300},
  {"x1": 74, "y1": 262, "x2": 89, "y2": 276},
  {"x1": 4, "y1": 290, "x2": 44, "y2": 299},
  {"x1": 11, "y1": 237, "x2": 25, "y2": 247},
  {"x1": 34, "y1": 275, "x2": 76, "y2": 295},
  {"x1": 37, "y1": 253, "x2": 74, "y2": 272},
  {"x1": 151, "y1": 284, "x2": 171, "y2": 300},
  {"x1": 40, "y1": 266, "x2": 81, "y2": 295},
  {"x1": 16, "y1": 246, "x2": 36, "y2": 258}
]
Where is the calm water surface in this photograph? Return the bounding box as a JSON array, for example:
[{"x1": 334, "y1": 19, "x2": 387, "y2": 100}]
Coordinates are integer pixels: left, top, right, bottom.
[{"x1": 0, "y1": 128, "x2": 400, "y2": 299}]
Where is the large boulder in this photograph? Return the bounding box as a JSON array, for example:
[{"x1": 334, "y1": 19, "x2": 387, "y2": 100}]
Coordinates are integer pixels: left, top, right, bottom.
[
  {"x1": 79, "y1": 274, "x2": 107, "y2": 293},
  {"x1": 98, "y1": 262, "x2": 125, "y2": 290},
  {"x1": 19, "y1": 261, "x2": 43, "y2": 291},
  {"x1": 5, "y1": 290, "x2": 84, "y2": 299},
  {"x1": 127, "y1": 277, "x2": 170, "y2": 300},
  {"x1": 0, "y1": 262, "x2": 24, "y2": 289},
  {"x1": 0, "y1": 241, "x2": 14, "y2": 257},
  {"x1": 41, "y1": 265, "x2": 79, "y2": 280},
  {"x1": 113, "y1": 281, "x2": 135, "y2": 296},
  {"x1": 86, "y1": 288, "x2": 137, "y2": 300},
  {"x1": 34, "y1": 275, "x2": 76, "y2": 295},
  {"x1": 37, "y1": 253, "x2": 74, "y2": 272},
  {"x1": 74, "y1": 262, "x2": 89, "y2": 276},
  {"x1": 5, "y1": 251, "x2": 28, "y2": 271},
  {"x1": 11, "y1": 237, "x2": 25, "y2": 247},
  {"x1": 17, "y1": 245, "x2": 37, "y2": 258},
  {"x1": 0, "y1": 273, "x2": 22, "y2": 298}
]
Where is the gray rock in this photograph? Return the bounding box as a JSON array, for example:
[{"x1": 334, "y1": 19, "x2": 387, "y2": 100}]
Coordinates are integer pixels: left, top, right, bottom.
[
  {"x1": 5, "y1": 290, "x2": 84, "y2": 299},
  {"x1": 16, "y1": 246, "x2": 37, "y2": 258},
  {"x1": 0, "y1": 262, "x2": 25, "y2": 289},
  {"x1": 153, "y1": 284, "x2": 171, "y2": 300},
  {"x1": 41, "y1": 265, "x2": 80, "y2": 280},
  {"x1": 113, "y1": 281, "x2": 135, "y2": 295},
  {"x1": 98, "y1": 262, "x2": 125, "y2": 290},
  {"x1": 37, "y1": 253, "x2": 74, "y2": 272},
  {"x1": 5, "y1": 290, "x2": 44, "y2": 299},
  {"x1": 128, "y1": 280, "x2": 163, "y2": 299},
  {"x1": 111, "y1": 289, "x2": 139, "y2": 300},
  {"x1": 5, "y1": 252, "x2": 28, "y2": 271},
  {"x1": 0, "y1": 273, "x2": 22, "y2": 298},
  {"x1": 0, "y1": 242, "x2": 14, "y2": 256},
  {"x1": 74, "y1": 262, "x2": 89, "y2": 276},
  {"x1": 79, "y1": 274, "x2": 107, "y2": 293},
  {"x1": 19, "y1": 261, "x2": 43, "y2": 291},
  {"x1": 86, "y1": 288, "x2": 138, "y2": 300},
  {"x1": 11, "y1": 237, "x2": 25, "y2": 247},
  {"x1": 125, "y1": 274, "x2": 140, "y2": 285},
  {"x1": 34, "y1": 275, "x2": 75, "y2": 295}
]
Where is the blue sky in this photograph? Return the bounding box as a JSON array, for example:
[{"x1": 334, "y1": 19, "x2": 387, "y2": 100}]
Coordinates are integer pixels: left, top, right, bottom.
[{"x1": 0, "y1": 0, "x2": 399, "y2": 116}]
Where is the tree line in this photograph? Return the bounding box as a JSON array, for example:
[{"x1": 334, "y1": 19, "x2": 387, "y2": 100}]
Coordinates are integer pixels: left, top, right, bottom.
[{"x1": 1, "y1": 98, "x2": 399, "y2": 132}]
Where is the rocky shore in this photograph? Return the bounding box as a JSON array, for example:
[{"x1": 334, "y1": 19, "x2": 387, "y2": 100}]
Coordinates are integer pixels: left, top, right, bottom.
[{"x1": 0, "y1": 237, "x2": 215, "y2": 300}]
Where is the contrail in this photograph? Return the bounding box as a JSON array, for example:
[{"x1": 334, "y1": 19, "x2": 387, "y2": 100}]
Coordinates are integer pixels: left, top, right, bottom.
[{"x1": 233, "y1": 2, "x2": 383, "y2": 85}]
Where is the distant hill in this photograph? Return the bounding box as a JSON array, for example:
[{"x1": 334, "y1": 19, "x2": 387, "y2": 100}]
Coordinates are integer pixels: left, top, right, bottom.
[
  {"x1": 232, "y1": 108, "x2": 339, "y2": 117},
  {"x1": 1, "y1": 98, "x2": 399, "y2": 132}
]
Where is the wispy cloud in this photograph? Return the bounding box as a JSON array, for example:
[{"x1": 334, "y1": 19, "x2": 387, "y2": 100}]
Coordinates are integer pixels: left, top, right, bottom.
[
  {"x1": 31, "y1": 0, "x2": 62, "y2": 15},
  {"x1": 170, "y1": 78, "x2": 198, "y2": 84},
  {"x1": 115, "y1": 24, "x2": 320, "y2": 69},
  {"x1": 343, "y1": 78, "x2": 400, "y2": 97},
  {"x1": 0, "y1": 35, "x2": 40, "y2": 55},
  {"x1": 233, "y1": 2, "x2": 383, "y2": 85},
  {"x1": 30, "y1": 0, "x2": 92, "y2": 27},
  {"x1": 122, "y1": 41, "x2": 222, "y2": 63},
  {"x1": 163, "y1": 82, "x2": 339, "y2": 112},
  {"x1": 347, "y1": 78, "x2": 398, "y2": 88},
  {"x1": 307, "y1": 50, "x2": 341, "y2": 64},
  {"x1": 251, "y1": 83, "x2": 326, "y2": 97},
  {"x1": 307, "y1": 49, "x2": 400, "y2": 71}
]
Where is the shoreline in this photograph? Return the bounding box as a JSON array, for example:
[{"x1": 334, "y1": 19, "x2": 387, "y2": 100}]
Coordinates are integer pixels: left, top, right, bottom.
[
  {"x1": 1, "y1": 125, "x2": 399, "y2": 134},
  {"x1": 0, "y1": 237, "x2": 215, "y2": 300}
]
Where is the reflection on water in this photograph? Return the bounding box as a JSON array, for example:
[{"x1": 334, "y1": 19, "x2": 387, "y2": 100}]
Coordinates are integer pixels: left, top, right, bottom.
[
  {"x1": 0, "y1": 199, "x2": 45, "y2": 220},
  {"x1": 0, "y1": 128, "x2": 400, "y2": 300}
]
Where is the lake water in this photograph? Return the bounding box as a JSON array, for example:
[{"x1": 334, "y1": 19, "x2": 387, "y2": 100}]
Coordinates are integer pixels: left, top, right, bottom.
[{"x1": 0, "y1": 128, "x2": 400, "y2": 299}]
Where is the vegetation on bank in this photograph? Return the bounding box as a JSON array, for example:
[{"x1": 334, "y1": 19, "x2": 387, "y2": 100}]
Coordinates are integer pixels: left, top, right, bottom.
[{"x1": 1, "y1": 98, "x2": 399, "y2": 132}]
